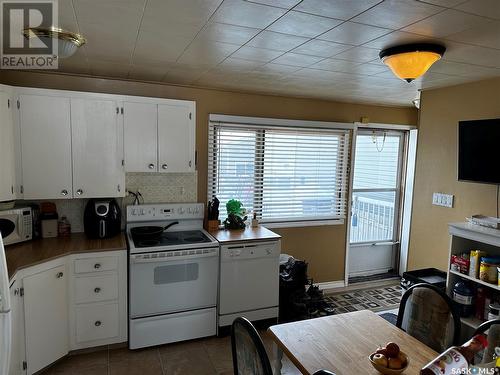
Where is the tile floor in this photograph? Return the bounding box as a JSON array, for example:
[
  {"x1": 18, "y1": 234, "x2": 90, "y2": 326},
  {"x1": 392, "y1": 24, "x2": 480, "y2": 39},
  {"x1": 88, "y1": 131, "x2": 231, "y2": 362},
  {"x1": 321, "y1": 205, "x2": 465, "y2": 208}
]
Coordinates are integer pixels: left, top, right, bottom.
[{"x1": 41, "y1": 331, "x2": 301, "y2": 375}]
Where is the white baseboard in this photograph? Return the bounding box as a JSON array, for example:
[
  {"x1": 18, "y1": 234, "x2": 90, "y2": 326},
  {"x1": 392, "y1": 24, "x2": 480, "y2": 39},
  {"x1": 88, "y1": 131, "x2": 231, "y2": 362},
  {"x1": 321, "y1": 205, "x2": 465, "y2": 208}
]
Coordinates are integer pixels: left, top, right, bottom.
[{"x1": 314, "y1": 280, "x2": 345, "y2": 292}]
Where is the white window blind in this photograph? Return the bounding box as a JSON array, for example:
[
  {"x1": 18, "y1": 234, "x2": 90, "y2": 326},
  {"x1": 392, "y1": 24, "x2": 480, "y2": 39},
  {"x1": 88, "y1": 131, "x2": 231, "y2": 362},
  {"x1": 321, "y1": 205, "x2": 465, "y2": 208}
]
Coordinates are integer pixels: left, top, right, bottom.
[{"x1": 208, "y1": 119, "x2": 351, "y2": 224}]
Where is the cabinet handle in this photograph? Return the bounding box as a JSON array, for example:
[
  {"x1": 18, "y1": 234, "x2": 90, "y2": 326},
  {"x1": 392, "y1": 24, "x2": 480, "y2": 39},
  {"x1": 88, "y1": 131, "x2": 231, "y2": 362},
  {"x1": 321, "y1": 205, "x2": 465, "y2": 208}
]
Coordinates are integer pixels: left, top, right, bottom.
[
  {"x1": 148, "y1": 163, "x2": 155, "y2": 169},
  {"x1": 94, "y1": 263, "x2": 101, "y2": 269},
  {"x1": 95, "y1": 321, "x2": 102, "y2": 327},
  {"x1": 56, "y1": 272, "x2": 64, "y2": 279},
  {"x1": 94, "y1": 287, "x2": 101, "y2": 293},
  {"x1": 189, "y1": 160, "x2": 192, "y2": 168},
  {"x1": 76, "y1": 189, "x2": 83, "y2": 195},
  {"x1": 61, "y1": 189, "x2": 68, "y2": 196},
  {"x1": 162, "y1": 164, "x2": 168, "y2": 170}
]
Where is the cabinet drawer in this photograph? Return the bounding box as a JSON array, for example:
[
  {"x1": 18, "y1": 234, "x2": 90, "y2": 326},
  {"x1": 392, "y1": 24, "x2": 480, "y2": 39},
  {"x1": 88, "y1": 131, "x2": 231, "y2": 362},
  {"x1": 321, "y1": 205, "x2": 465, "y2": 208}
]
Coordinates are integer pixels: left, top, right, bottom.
[
  {"x1": 74, "y1": 256, "x2": 118, "y2": 274},
  {"x1": 75, "y1": 303, "x2": 119, "y2": 343},
  {"x1": 74, "y1": 274, "x2": 118, "y2": 304}
]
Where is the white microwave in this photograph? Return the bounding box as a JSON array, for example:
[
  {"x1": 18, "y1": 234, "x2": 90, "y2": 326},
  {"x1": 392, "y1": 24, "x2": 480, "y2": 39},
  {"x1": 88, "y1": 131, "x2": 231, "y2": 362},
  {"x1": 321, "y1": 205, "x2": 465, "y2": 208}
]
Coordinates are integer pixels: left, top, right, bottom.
[{"x1": 0, "y1": 207, "x2": 32, "y2": 245}]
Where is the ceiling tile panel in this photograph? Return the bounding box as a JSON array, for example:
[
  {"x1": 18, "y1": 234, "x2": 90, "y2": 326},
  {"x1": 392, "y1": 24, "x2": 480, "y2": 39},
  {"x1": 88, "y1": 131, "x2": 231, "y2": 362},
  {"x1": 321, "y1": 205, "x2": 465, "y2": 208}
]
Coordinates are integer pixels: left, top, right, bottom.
[
  {"x1": 89, "y1": 60, "x2": 131, "y2": 78},
  {"x1": 446, "y1": 20, "x2": 500, "y2": 49},
  {"x1": 231, "y1": 46, "x2": 284, "y2": 62},
  {"x1": 334, "y1": 46, "x2": 380, "y2": 62},
  {"x1": 295, "y1": 0, "x2": 382, "y2": 20},
  {"x1": 243, "y1": 0, "x2": 302, "y2": 9},
  {"x1": 129, "y1": 64, "x2": 170, "y2": 81},
  {"x1": 292, "y1": 39, "x2": 353, "y2": 57},
  {"x1": 73, "y1": 0, "x2": 145, "y2": 28},
  {"x1": 455, "y1": 0, "x2": 500, "y2": 20},
  {"x1": 431, "y1": 59, "x2": 500, "y2": 77},
  {"x1": 247, "y1": 31, "x2": 308, "y2": 52},
  {"x1": 212, "y1": 0, "x2": 287, "y2": 28},
  {"x1": 177, "y1": 40, "x2": 241, "y2": 65},
  {"x1": 218, "y1": 57, "x2": 266, "y2": 70},
  {"x1": 312, "y1": 58, "x2": 363, "y2": 72},
  {"x1": 267, "y1": 11, "x2": 343, "y2": 38},
  {"x1": 362, "y1": 30, "x2": 436, "y2": 49},
  {"x1": 417, "y1": 0, "x2": 468, "y2": 7},
  {"x1": 271, "y1": 52, "x2": 324, "y2": 66},
  {"x1": 252, "y1": 63, "x2": 302, "y2": 75},
  {"x1": 133, "y1": 30, "x2": 192, "y2": 63},
  {"x1": 196, "y1": 22, "x2": 260, "y2": 45},
  {"x1": 443, "y1": 41, "x2": 500, "y2": 68},
  {"x1": 351, "y1": 0, "x2": 444, "y2": 29},
  {"x1": 402, "y1": 9, "x2": 489, "y2": 37},
  {"x1": 319, "y1": 21, "x2": 391, "y2": 45}
]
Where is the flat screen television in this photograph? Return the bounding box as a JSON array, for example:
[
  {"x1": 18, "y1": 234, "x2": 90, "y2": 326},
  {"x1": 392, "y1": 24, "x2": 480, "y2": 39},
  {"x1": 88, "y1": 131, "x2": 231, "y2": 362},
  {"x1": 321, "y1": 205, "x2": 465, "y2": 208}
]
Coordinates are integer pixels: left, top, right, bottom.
[{"x1": 458, "y1": 118, "x2": 500, "y2": 184}]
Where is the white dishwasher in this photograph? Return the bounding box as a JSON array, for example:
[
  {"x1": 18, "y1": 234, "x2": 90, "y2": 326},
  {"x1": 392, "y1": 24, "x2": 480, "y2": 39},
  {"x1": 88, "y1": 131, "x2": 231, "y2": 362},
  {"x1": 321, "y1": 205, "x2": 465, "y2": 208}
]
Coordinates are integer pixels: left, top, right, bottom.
[{"x1": 218, "y1": 240, "x2": 280, "y2": 328}]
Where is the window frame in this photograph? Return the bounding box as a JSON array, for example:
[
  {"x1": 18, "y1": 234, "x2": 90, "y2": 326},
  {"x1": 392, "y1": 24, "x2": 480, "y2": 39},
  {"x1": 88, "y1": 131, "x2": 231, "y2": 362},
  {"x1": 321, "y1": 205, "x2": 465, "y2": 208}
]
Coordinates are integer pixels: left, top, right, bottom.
[
  {"x1": 349, "y1": 130, "x2": 407, "y2": 245},
  {"x1": 207, "y1": 115, "x2": 354, "y2": 227}
]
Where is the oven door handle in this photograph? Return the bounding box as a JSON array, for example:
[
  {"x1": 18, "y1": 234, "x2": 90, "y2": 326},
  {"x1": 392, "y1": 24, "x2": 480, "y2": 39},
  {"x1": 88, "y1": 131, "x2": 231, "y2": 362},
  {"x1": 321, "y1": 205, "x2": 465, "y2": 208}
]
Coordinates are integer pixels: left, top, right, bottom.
[{"x1": 130, "y1": 251, "x2": 219, "y2": 263}]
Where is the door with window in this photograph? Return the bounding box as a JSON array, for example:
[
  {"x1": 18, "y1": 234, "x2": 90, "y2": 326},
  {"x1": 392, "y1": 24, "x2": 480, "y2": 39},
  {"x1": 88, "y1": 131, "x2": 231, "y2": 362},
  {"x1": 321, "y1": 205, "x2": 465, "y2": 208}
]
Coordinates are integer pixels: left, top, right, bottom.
[{"x1": 348, "y1": 130, "x2": 406, "y2": 279}]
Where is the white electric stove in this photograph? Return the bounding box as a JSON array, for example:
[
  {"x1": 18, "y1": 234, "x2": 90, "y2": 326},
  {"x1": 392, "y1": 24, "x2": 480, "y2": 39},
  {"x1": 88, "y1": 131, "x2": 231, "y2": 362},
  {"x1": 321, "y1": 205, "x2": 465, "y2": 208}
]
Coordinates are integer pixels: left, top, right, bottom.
[{"x1": 126, "y1": 203, "x2": 219, "y2": 349}]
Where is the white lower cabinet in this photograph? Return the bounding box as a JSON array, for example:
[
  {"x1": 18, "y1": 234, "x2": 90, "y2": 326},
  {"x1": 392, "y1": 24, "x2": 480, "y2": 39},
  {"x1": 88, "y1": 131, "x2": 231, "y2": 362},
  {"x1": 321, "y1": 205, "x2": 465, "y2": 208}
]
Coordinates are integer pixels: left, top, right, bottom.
[
  {"x1": 9, "y1": 279, "x2": 25, "y2": 375},
  {"x1": 8, "y1": 249, "x2": 127, "y2": 375},
  {"x1": 23, "y1": 263, "x2": 68, "y2": 375},
  {"x1": 69, "y1": 251, "x2": 127, "y2": 350}
]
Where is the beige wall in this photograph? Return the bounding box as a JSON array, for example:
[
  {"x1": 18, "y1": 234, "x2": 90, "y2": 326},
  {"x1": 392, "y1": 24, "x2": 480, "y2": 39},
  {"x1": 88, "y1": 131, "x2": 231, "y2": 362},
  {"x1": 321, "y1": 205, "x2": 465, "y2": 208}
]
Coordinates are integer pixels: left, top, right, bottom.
[
  {"x1": 0, "y1": 71, "x2": 417, "y2": 282},
  {"x1": 408, "y1": 77, "x2": 500, "y2": 271}
]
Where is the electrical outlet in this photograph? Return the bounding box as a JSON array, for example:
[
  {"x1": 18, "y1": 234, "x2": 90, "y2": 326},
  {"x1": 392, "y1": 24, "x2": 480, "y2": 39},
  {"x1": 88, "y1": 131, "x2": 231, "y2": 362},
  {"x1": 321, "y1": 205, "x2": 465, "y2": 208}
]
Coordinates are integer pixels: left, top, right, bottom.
[{"x1": 432, "y1": 192, "x2": 454, "y2": 208}]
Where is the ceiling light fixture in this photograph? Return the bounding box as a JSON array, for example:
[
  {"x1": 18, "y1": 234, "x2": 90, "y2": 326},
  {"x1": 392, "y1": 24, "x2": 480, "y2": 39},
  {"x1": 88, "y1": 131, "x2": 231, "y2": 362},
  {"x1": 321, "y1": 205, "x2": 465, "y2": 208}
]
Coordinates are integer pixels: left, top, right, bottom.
[
  {"x1": 379, "y1": 43, "x2": 446, "y2": 83},
  {"x1": 23, "y1": 27, "x2": 86, "y2": 58}
]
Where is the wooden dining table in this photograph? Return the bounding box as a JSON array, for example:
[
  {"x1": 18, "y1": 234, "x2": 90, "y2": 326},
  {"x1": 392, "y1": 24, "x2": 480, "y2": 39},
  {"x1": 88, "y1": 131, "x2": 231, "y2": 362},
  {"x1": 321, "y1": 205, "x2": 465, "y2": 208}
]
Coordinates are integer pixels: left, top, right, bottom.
[{"x1": 268, "y1": 310, "x2": 438, "y2": 375}]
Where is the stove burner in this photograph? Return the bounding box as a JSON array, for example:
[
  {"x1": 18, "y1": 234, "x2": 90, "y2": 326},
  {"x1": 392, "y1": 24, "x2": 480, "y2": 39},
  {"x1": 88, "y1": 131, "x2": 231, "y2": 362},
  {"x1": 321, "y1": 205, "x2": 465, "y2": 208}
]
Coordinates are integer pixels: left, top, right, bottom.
[
  {"x1": 132, "y1": 229, "x2": 212, "y2": 248},
  {"x1": 138, "y1": 239, "x2": 161, "y2": 247},
  {"x1": 184, "y1": 236, "x2": 206, "y2": 243}
]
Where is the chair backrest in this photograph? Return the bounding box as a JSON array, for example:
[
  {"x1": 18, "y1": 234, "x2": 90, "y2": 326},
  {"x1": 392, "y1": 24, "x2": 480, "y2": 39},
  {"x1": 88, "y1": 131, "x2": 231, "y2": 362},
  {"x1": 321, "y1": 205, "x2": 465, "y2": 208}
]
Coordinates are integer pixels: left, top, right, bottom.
[
  {"x1": 473, "y1": 319, "x2": 500, "y2": 364},
  {"x1": 396, "y1": 283, "x2": 461, "y2": 352},
  {"x1": 231, "y1": 317, "x2": 273, "y2": 375}
]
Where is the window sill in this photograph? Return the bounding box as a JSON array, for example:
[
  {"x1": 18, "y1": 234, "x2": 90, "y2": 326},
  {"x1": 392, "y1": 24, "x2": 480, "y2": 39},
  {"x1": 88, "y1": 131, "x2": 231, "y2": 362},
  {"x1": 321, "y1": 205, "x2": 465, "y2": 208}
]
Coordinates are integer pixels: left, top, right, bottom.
[{"x1": 262, "y1": 219, "x2": 345, "y2": 229}]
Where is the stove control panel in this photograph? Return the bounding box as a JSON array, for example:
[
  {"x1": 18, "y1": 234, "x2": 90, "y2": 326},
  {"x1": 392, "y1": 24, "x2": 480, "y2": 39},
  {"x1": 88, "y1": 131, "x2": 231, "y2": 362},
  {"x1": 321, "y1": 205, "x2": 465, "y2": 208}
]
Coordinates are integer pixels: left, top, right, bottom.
[{"x1": 127, "y1": 203, "x2": 204, "y2": 221}]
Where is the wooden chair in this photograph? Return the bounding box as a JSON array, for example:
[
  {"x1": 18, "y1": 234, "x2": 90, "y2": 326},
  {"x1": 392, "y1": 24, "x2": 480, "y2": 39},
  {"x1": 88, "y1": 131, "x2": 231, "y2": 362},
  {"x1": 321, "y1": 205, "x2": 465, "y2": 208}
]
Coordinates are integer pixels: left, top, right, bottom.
[
  {"x1": 473, "y1": 319, "x2": 500, "y2": 364},
  {"x1": 231, "y1": 317, "x2": 273, "y2": 375},
  {"x1": 231, "y1": 317, "x2": 337, "y2": 375},
  {"x1": 396, "y1": 283, "x2": 461, "y2": 352}
]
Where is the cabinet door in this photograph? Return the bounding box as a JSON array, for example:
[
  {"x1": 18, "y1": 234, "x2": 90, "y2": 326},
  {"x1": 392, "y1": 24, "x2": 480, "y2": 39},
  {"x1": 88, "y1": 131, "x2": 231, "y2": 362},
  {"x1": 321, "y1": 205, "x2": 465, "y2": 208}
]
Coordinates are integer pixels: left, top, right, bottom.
[
  {"x1": 123, "y1": 102, "x2": 158, "y2": 172},
  {"x1": 0, "y1": 92, "x2": 15, "y2": 201},
  {"x1": 71, "y1": 98, "x2": 125, "y2": 198},
  {"x1": 9, "y1": 280, "x2": 24, "y2": 375},
  {"x1": 19, "y1": 95, "x2": 72, "y2": 199},
  {"x1": 158, "y1": 103, "x2": 195, "y2": 173},
  {"x1": 23, "y1": 265, "x2": 68, "y2": 375}
]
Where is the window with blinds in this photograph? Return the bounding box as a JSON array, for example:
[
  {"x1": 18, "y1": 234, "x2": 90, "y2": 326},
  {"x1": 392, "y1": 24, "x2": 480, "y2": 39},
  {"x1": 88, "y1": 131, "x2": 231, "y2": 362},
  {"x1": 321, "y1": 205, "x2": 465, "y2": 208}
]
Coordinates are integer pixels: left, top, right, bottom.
[{"x1": 208, "y1": 119, "x2": 351, "y2": 224}]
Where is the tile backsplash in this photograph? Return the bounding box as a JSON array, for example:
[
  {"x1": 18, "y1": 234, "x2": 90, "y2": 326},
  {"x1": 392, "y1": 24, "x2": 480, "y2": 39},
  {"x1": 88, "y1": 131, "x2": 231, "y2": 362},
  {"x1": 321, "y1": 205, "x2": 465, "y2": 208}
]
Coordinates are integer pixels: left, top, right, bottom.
[{"x1": 19, "y1": 172, "x2": 198, "y2": 232}]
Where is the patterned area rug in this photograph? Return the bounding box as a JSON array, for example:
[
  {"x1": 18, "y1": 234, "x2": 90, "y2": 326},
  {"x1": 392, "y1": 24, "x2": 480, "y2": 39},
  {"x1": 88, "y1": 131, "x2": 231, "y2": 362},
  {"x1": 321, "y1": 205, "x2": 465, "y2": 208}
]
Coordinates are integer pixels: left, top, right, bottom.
[{"x1": 324, "y1": 283, "x2": 402, "y2": 315}]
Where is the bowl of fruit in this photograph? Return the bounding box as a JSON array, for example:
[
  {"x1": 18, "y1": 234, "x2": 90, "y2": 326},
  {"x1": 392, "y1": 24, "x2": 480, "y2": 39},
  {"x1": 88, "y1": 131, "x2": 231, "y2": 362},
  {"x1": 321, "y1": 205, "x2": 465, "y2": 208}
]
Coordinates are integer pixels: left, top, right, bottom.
[{"x1": 369, "y1": 342, "x2": 409, "y2": 374}]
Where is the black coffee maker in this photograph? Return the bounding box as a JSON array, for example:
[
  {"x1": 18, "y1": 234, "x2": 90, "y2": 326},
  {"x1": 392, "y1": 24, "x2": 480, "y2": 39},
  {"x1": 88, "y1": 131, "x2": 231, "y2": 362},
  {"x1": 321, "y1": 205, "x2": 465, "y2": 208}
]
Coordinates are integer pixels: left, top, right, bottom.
[{"x1": 84, "y1": 199, "x2": 121, "y2": 239}]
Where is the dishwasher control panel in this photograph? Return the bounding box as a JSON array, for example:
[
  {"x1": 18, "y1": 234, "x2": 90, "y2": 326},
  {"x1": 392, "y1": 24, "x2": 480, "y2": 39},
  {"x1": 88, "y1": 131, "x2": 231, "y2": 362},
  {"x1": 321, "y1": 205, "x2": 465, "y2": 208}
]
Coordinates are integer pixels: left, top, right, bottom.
[{"x1": 221, "y1": 241, "x2": 279, "y2": 261}]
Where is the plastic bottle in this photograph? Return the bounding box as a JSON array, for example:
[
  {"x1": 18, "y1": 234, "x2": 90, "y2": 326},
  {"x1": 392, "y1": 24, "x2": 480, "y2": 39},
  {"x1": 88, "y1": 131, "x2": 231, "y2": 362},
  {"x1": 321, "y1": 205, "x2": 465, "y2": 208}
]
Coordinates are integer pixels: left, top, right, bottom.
[
  {"x1": 58, "y1": 215, "x2": 71, "y2": 237},
  {"x1": 420, "y1": 334, "x2": 488, "y2": 374}
]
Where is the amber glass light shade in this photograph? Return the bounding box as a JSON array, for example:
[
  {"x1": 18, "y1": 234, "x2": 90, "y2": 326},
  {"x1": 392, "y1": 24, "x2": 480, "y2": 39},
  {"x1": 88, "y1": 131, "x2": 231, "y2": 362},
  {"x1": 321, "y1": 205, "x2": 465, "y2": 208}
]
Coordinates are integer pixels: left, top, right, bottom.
[{"x1": 379, "y1": 44, "x2": 446, "y2": 83}]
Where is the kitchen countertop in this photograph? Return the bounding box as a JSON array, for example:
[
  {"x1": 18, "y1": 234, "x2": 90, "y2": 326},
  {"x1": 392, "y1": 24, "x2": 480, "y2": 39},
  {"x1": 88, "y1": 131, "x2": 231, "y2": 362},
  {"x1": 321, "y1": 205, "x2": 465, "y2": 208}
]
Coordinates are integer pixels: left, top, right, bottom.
[
  {"x1": 209, "y1": 226, "x2": 281, "y2": 244},
  {"x1": 5, "y1": 232, "x2": 126, "y2": 278}
]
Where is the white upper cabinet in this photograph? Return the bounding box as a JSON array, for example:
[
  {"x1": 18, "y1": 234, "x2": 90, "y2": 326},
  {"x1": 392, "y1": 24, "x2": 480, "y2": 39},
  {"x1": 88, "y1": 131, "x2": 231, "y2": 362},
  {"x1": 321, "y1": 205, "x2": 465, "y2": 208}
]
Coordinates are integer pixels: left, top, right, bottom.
[
  {"x1": 71, "y1": 98, "x2": 124, "y2": 198},
  {"x1": 124, "y1": 99, "x2": 195, "y2": 173},
  {"x1": 158, "y1": 102, "x2": 195, "y2": 173},
  {"x1": 123, "y1": 102, "x2": 158, "y2": 173},
  {"x1": 0, "y1": 90, "x2": 15, "y2": 202},
  {"x1": 19, "y1": 94, "x2": 73, "y2": 199}
]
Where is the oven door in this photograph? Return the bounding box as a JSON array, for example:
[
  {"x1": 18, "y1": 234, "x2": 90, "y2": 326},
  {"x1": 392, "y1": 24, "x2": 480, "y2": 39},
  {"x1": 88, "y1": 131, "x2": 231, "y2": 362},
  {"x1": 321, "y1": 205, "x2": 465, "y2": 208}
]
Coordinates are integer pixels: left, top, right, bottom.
[
  {"x1": 0, "y1": 214, "x2": 20, "y2": 245},
  {"x1": 129, "y1": 248, "x2": 219, "y2": 318}
]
